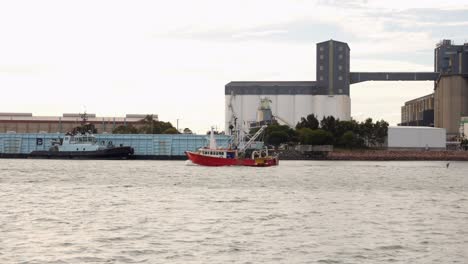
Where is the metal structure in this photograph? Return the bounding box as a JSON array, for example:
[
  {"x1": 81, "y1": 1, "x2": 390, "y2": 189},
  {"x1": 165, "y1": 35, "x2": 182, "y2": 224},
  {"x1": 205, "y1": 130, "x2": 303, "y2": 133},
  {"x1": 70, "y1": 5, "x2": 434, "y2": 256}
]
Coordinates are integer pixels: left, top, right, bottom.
[
  {"x1": 350, "y1": 72, "x2": 439, "y2": 84},
  {"x1": 226, "y1": 39, "x2": 468, "y2": 136}
]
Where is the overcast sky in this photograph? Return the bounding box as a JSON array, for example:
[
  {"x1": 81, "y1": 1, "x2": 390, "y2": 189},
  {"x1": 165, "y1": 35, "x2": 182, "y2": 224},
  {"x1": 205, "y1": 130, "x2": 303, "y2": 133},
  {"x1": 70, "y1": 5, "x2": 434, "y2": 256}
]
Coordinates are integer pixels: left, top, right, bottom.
[{"x1": 0, "y1": 0, "x2": 467, "y2": 133}]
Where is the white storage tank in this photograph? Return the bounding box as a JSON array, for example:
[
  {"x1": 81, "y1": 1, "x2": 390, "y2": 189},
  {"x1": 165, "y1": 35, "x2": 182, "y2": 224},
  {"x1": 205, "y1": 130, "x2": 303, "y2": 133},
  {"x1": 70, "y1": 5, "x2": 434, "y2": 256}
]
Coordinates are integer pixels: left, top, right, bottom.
[{"x1": 387, "y1": 126, "x2": 446, "y2": 150}]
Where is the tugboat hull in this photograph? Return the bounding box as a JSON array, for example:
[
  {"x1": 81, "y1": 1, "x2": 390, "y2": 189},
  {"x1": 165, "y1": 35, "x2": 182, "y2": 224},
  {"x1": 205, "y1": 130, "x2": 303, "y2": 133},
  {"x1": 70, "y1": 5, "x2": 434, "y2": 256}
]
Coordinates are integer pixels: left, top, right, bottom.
[{"x1": 29, "y1": 146, "x2": 134, "y2": 160}]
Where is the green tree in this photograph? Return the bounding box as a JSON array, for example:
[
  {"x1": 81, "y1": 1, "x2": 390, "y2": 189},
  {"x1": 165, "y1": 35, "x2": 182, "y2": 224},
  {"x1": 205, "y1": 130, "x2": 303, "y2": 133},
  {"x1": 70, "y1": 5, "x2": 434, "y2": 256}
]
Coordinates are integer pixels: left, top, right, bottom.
[
  {"x1": 339, "y1": 131, "x2": 358, "y2": 148},
  {"x1": 266, "y1": 131, "x2": 289, "y2": 146},
  {"x1": 183, "y1": 128, "x2": 193, "y2": 134},
  {"x1": 374, "y1": 120, "x2": 389, "y2": 145},
  {"x1": 138, "y1": 115, "x2": 177, "y2": 134},
  {"x1": 359, "y1": 118, "x2": 374, "y2": 146},
  {"x1": 162, "y1": 127, "x2": 179, "y2": 134},
  {"x1": 320, "y1": 116, "x2": 337, "y2": 135},
  {"x1": 296, "y1": 114, "x2": 319, "y2": 130},
  {"x1": 298, "y1": 128, "x2": 333, "y2": 145},
  {"x1": 112, "y1": 125, "x2": 138, "y2": 134}
]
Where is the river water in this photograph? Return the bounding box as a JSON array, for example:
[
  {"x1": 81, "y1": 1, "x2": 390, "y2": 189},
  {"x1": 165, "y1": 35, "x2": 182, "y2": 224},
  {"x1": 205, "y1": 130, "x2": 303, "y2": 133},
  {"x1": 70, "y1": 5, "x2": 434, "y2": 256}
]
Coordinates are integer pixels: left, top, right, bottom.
[{"x1": 0, "y1": 159, "x2": 467, "y2": 263}]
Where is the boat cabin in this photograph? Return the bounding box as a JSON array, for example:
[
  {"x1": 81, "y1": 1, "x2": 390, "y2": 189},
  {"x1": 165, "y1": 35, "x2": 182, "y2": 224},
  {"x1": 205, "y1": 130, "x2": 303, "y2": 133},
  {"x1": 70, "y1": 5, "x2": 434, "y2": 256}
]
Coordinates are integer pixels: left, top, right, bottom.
[
  {"x1": 200, "y1": 149, "x2": 237, "y2": 159},
  {"x1": 58, "y1": 134, "x2": 102, "y2": 152},
  {"x1": 66, "y1": 135, "x2": 97, "y2": 144}
]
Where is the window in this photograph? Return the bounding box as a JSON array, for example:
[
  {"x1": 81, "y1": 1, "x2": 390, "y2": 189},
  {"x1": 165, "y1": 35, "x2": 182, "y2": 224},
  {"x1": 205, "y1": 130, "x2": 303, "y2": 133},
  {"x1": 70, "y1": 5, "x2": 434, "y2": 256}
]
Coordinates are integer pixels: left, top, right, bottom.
[
  {"x1": 338, "y1": 76, "x2": 343, "y2": 81},
  {"x1": 338, "y1": 89, "x2": 343, "y2": 93},
  {"x1": 320, "y1": 46, "x2": 324, "y2": 51},
  {"x1": 320, "y1": 55, "x2": 324, "y2": 60},
  {"x1": 319, "y1": 76, "x2": 324, "y2": 81},
  {"x1": 338, "y1": 65, "x2": 342, "y2": 71},
  {"x1": 338, "y1": 54, "x2": 343, "y2": 59},
  {"x1": 319, "y1": 65, "x2": 323, "y2": 71},
  {"x1": 339, "y1": 46, "x2": 343, "y2": 51}
]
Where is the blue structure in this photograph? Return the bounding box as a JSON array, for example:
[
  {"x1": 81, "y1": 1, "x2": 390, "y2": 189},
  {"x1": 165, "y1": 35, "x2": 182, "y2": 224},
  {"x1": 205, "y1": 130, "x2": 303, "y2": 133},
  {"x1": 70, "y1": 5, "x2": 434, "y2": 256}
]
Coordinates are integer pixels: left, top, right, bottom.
[{"x1": 0, "y1": 133, "x2": 231, "y2": 158}]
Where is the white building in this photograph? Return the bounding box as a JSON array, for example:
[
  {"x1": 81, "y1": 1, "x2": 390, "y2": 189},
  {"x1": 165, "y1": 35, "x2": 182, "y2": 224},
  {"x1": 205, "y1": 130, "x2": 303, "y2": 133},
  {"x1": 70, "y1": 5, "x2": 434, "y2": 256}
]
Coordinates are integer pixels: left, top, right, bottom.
[
  {"x1": 225, "y1": 81, "x2": 351, "y2": 133},
  {"x1": 387, "y1": 126, "x2": 446, "y2": 150}
]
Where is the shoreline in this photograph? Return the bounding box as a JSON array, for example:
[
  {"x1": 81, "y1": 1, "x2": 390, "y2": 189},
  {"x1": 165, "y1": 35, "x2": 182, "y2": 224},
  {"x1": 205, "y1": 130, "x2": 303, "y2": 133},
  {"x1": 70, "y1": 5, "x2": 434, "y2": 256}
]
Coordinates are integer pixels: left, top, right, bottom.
[
  {"x1": 280, "y1": 149, "x2": 468, "y2": 161},
  {"x1": 1, "y1": 150, "x2": 468, "y2": 161}
]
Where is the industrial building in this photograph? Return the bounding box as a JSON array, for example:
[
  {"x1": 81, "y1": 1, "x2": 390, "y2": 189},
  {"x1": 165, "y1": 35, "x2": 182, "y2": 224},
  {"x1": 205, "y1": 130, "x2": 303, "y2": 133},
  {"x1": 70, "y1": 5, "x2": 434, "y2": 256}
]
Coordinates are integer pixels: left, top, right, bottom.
[
  {"x1": 400, "y1": 94, "x2": 434, "y2": 127},
  {"x1": 401, "y1": 40, "x2": 468, "y2": 137},
  {"x1": 225, "y1": 39, "x2": 443, "y2": 134},
  {"x1": 227, "y1": 39, "x2": 468, "y2": 138},
  {"x1": 460, "y1": 116, "x2": 468, "y2": 137},
  {"x1": 225, "y1": 40, "x2": 352, "y2": 132},
  {"x1": 387, "y1": 126, "x2": 446, "y2": 150},
  {"x1": 0, "y1": 113, "x2": 157, "y2": 134},
  {"x1": 0, "y1": 132, "x2": 230, "y2": 158}
]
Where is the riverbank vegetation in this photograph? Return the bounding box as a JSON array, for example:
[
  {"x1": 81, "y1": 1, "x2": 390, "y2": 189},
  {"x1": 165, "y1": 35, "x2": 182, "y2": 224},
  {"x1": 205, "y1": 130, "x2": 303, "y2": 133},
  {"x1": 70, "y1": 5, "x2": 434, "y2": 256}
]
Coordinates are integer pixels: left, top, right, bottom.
[
  {"x1": 259, "y1": 114, "x2": 388, "y2": 149},
  {"x1": 113, "y1": 115, "x2": 180, "y2": 134}
]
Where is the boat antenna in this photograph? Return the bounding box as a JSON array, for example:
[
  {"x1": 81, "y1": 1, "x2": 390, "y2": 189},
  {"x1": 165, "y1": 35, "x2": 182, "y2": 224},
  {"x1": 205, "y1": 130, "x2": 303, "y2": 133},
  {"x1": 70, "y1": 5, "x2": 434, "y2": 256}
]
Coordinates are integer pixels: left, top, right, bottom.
[{"x1": 209, "y1": 126, "x2": 218, "y2": 149}]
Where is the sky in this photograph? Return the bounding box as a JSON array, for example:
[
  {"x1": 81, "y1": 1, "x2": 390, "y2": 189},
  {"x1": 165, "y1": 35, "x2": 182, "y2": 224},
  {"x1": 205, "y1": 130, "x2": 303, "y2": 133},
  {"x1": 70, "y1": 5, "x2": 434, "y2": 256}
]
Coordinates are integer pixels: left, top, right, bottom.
[{"x1": 0, "y1": 0, "x2": 467, "y2": 134}]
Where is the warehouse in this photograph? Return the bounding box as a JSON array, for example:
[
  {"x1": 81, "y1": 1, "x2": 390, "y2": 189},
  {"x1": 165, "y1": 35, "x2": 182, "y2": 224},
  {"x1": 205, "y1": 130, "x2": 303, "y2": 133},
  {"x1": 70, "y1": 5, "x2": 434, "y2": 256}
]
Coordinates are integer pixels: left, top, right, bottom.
[
  {"x1": 387, "y1": 126, "x2": 446, "y2": 150},
  {"x1": 0, "y1": 113, "x2": 156, "y2": 134},
  {"x1": 0, "y1": 132, "x2": 230, "y2": 159}
]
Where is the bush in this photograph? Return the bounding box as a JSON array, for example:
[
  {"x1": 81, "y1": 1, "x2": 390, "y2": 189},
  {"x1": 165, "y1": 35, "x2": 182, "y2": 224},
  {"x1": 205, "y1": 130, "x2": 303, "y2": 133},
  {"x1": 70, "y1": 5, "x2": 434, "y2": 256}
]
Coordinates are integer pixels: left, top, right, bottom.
[
  {"x1": 298, "y1": 128, "x2": 333, "y2": 145},
  {"x1": 339, "y1": 131, "x2": 357, "y2": 148},
  {"x1": 266, "y1": 131, "x2": 289, "y2": 146}
]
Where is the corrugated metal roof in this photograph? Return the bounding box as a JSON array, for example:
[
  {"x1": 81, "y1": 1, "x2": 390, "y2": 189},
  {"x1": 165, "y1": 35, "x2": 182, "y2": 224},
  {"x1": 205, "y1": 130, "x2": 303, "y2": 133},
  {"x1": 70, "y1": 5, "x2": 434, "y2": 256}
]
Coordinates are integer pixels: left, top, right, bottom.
[
  {"x1": 226, "y1": 81, "x2": 316, "y2": 87},
  {"x1": 0, "y1": 114, "x2": 156, "y2": 122}
]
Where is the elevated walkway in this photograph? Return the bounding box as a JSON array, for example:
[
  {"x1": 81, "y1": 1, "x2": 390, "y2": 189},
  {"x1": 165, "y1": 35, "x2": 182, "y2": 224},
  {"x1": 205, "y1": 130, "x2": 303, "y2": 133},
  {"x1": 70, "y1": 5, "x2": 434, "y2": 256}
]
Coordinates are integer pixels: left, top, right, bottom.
[{"x1": 350, "y1": 72, "x2": 439, "y2": 84}]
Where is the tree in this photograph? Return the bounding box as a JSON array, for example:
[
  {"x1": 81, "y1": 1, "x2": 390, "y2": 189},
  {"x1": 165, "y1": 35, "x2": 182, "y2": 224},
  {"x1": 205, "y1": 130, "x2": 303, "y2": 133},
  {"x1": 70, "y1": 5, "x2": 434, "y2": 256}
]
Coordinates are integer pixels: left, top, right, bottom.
[
  {"x1": 339, "y1": 131, "x2": 358, "y2": 149},
  {"x1": 296, "y1": 114, "x2": 319, "y2": 130},
  {"x1": 374, "y1": 120, "x2": 389, "y2": 145},
  {"x1": 320, "y1": 116, "x2": 337, "y2": 135},
  {"x1": 162, "y1": 127, "x2": 179, "y2": 134},
  {"x1": 113, "y1": 125, "x2": 138, "y2": 134},
  {"x1": 183, "y1": 128, "x2": 193, "y2": 134},
  {"x1": 298, "y1": 128, "x2": 333, "y2": 145},
  {"x1": 266, "y1": 131, "x2": 289, "y2": 146},
  {"x1": 362, "y1": 118, "x2": 374, "y2": 145},
  {"x1": 138, "y1": 115, "x2": 177, "y2": 134}
]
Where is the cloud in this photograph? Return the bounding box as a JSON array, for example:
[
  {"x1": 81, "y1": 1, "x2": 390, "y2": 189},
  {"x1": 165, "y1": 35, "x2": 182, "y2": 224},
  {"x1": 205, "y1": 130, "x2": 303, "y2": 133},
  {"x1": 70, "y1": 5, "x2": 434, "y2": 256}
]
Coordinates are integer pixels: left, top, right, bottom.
[
  {"x1": 0, "y1": 65, "x2": 45, "y2": 74},
  {"x1": 231, "y1": 30, "x2": 288, "y2": 39},
  {"x1": 0, "y1": 0, "x2": 466, "y2": 133}
]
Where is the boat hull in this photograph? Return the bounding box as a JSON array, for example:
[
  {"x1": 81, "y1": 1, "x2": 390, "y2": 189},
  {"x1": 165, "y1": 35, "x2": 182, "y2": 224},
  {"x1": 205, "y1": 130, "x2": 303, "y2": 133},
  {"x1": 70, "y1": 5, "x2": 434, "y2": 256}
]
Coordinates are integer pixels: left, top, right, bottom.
[
  {"x1": 29, "y1": 146, "x2": 134, "y2": 160},
  {"x1": 185, "y1": 151, "x2": 278, "y2": 167}
]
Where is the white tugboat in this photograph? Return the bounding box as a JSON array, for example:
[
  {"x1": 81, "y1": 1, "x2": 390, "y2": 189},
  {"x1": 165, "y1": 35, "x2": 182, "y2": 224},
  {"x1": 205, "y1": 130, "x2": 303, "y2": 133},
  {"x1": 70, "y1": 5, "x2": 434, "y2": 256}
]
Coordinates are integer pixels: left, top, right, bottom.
[{"x1": 29, "y1": 133, "x2": 134, "y2": 159}]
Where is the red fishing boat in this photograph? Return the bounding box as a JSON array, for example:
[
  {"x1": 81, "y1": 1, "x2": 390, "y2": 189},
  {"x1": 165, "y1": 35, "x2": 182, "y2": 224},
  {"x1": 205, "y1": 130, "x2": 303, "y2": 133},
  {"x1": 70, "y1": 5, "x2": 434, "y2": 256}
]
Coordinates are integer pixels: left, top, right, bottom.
[{"x1": 185, "y1": 125, "x2": 279, "y2": 167}]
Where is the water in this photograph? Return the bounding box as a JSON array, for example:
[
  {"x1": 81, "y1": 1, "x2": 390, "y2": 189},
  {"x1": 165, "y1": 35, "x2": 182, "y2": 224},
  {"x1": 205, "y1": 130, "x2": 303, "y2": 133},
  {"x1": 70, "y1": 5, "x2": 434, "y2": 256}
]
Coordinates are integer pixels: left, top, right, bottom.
[{"x1": 1, "y1": 159, "x2": 467, "y2": 264}]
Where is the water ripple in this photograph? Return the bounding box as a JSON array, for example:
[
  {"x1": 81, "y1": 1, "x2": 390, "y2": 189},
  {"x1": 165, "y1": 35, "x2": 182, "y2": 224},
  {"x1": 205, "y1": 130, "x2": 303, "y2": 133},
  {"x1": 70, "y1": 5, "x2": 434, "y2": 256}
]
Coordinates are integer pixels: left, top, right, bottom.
[{"x1": 1, "y1": 159, "x2": 467, "y2": 263}]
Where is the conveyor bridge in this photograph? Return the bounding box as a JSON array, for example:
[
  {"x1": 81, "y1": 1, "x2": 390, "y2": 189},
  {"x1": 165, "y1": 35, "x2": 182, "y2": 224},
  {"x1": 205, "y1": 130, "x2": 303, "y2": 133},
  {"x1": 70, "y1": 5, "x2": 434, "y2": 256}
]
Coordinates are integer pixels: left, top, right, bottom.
[{"x1": 350, "y1": 72, "x2": 439, "y2": 84}]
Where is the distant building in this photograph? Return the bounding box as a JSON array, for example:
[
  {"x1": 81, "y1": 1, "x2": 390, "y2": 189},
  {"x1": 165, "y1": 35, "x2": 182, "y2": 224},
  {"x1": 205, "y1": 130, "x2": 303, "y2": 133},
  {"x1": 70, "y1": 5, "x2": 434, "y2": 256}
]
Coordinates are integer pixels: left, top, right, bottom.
[
  {"x1": 400, "y1": 93, "x2": 434, "y2": 127},
  {"x1": 0, "y1": 113, "x2": 158, "y2": 133},
  {"x1": 225, "y1": 40, "x2": 352, "y2": 133},
  {"x1": 316, "y1": 40, "x2": 351, "y2": 96},
  {"x1": 387, "y1": 126, "x2": 446, "y2": 150},
  {"x1": 460, "y1": 116, "x2": 468, "y2": 138},
  {"x1": 435, "y1": 39, "x2": 468, "y2": 75}
]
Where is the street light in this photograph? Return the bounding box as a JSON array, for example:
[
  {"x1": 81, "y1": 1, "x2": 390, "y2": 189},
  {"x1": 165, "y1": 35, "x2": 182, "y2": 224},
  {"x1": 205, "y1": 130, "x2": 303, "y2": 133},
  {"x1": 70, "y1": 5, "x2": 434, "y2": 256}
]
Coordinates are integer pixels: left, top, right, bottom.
[{"x1": 176, "y1": 118, "x2": 181, "y2": 132}]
